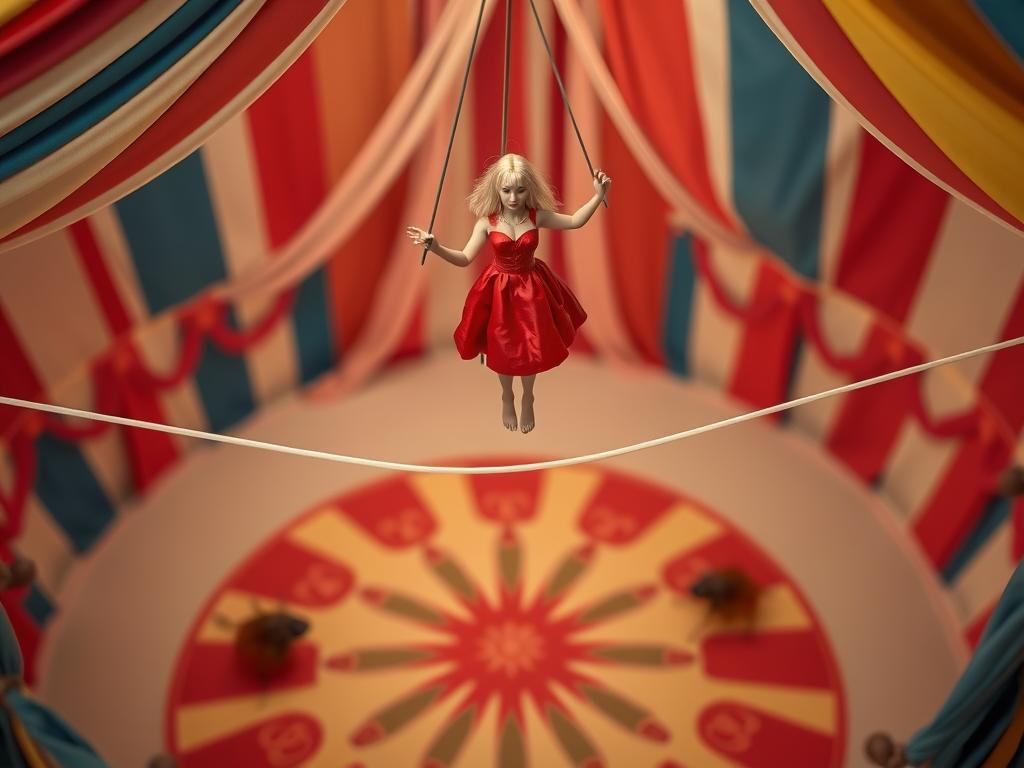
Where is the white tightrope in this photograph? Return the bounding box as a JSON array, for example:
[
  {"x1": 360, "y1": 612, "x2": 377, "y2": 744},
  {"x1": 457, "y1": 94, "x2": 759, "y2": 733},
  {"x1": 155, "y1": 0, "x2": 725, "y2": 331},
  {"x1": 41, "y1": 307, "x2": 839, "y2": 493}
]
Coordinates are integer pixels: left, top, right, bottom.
[{"x1": 2, "y1": 336, "x2": 1022, "y2": 475}]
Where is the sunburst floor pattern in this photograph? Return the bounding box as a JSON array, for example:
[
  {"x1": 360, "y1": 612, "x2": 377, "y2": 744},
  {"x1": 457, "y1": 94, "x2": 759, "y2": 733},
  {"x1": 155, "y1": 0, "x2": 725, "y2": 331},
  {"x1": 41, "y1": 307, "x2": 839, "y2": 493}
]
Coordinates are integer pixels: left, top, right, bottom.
[{"x1": 166, "y1": 460, "x2": 845, "y2": 767}]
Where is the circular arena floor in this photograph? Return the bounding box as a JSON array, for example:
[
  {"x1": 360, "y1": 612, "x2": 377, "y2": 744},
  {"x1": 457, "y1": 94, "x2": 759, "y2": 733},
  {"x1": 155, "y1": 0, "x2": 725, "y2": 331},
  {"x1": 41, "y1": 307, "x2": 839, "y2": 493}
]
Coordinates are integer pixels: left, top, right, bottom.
[{"x1": 37, "y1": 354, "x2": 966, "y2": 767}]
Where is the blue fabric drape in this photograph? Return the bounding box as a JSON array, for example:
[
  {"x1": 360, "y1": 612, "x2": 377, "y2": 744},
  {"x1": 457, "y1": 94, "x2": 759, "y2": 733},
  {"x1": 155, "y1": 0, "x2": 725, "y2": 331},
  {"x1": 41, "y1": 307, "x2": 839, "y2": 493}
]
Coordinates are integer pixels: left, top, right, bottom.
[
  {"x1": 0, "y1": 0, "x2": 242, "y2": 181},
  {"x1": 0, "y1": 605, "x2": 109, "y2": 768},
  {"x1": 907, "y1": 561, "x2": 1024, "y2": 767}
]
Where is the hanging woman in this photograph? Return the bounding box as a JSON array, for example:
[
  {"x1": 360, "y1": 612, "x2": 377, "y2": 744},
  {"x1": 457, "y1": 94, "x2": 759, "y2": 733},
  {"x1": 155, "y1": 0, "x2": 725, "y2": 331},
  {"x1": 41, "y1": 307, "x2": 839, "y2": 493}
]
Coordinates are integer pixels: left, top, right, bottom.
[{"x1": 407, "y1": 153, "x2": 611, "y2": 433}]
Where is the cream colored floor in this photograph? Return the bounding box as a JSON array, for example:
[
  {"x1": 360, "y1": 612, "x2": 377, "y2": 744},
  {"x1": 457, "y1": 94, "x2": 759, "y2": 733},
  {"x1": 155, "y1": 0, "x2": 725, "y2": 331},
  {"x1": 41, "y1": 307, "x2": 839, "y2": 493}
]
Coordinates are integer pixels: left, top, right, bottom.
[{"x1": 37, "y1": 354, "x2": 966, "y2": 766}]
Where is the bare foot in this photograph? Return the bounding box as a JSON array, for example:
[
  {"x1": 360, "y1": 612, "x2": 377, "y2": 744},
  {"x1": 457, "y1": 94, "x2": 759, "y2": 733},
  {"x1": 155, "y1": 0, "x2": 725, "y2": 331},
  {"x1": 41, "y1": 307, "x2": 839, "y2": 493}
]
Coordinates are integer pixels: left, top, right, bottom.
[
  {"x1": 502, "y1": 395, "x2": 518, "y2": 431},
  {"x1": 520, "y1": 395, "x2": 535, "y2": 434}
]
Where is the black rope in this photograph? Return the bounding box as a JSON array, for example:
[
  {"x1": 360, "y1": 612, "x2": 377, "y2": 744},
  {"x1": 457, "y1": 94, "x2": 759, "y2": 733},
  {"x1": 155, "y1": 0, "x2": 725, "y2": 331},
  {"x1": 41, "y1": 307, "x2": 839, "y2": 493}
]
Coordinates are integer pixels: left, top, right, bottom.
[
  {"x1": 500, "y1": 0, "x2": 512, "y2": 155},
  {"x1": 527, "y1": 0, "x2": 607, "y2": 207},
  {"x1": 420, "y1": 0, "x2": 489, "y2": 266}
]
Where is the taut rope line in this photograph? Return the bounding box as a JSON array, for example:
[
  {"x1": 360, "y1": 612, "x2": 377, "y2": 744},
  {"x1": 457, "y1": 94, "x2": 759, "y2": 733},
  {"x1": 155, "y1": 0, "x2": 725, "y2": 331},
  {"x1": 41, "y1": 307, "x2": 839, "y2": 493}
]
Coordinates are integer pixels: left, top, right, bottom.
[{"x1": 2, "y1": 337, "x2": 1021, "y2": 475}]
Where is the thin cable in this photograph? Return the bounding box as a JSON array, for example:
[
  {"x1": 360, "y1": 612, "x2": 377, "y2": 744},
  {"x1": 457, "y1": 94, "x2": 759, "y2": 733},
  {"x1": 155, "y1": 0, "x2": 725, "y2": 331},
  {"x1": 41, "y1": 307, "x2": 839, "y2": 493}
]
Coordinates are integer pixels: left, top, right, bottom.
[
  {"x1": 500, "y1": 0, "x2": 512, "y2": 154},
  {"x1": 527, "y1": 0, "x2": 607, "y2": 207},
  {"x1": 486, "y1": 0, "x2": 514, "y2": 368},
  {"x1": 420, "y1": 0, "x2": 488, "y2": 266},
  {"x1": 2, "y1": 337, "x2": 1021, "y2": 475}
]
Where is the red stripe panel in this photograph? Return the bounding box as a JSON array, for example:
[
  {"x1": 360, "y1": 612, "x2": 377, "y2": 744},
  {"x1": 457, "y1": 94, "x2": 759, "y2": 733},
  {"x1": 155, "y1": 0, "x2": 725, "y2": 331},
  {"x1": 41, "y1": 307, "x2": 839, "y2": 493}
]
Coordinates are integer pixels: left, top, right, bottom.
[
  {"x1": 540, "y1": 14, "x2": 597, "y2": 357},
  {"x1": 506, "y1": 0, "x2": 527, "y2": 156},
  {"x1": 698, "y1": 701, "x2": 838, "y2": 768},
  {"x1": 539, "y1": 4, "x2": 563, "y2": 282},
  {"x1": 0, "y1": 304, "x2": 43, "y2": 435},
  {"x1": 825, "y1": 326, "x2": 916, "y2": 481},
  {"x1": 728, "y1": 263, "x2": 801, "y2": 412},
  {"x1": 601, "y1": 110, "x2": 669, "y2": 365},
  {"x1": 330, "y1": 175, "x2": 410, "y2": 353},
  {"x1": 247, "y1": 51, "x2": 326, "y2": 249},
  {"x1": 548, "y1": 11, "x2": 566, "y2": 203},
  {"x1": 1, "y1": 0, "x2": 332, "y2": 244},
  {"x1": 913, "y1": 429, "x2": 1013, "y2": 567},
  {"x1": 69, "y1": 220, "x2": 133, "y2": 335},
  {"x1": 313, "y1": 0, "x2": 414, "y2": 353},
  {"x1": 466, "y1": 0, "x2": 536, "y2": 292},
  {"x1": 247, "y1": 47, "x2": 353, "y2": 359},
  {"x1": 177, "y1": 643, "x2": 319, "y2": 705},
  {"x1": 0, "y1": 0, "x2": 144, "y2": 98},
  {"x1": 176, "y1": 713, "x2": 322, "y2": 768},
  {"x1": 834, "y1": 135, "x2": 949, "y2": 322},
  {"x1": 546, "y1": 225, "x2": 596, "y2": 359},
  {"x1": 979, "y1": 285, "x2": 1024, "y2": 434},
  {"x1": 467, "y1": 3, "x2": 503, "y2": 306},
  {"x1": 598, "y1": 0, "x2": 734, "y2": 227},
  {"x1": 473, "y1": 2, "x2": 506, "y2": 171},
  {"x1": 543, "y1": 12, "x2": 567, "y2": 277},
  {"x1": 0, "y1": 432, "x2": 36, "y2": 539},
  {"x1": 702, "y1": 630, "x2": 834, "y2": 689},
  {"x1": 763, "y1": 0, "x2": 1019, "y2": 229},
  {"x1": 93, "y1": 358, "x2": 180, "y2": 491}
]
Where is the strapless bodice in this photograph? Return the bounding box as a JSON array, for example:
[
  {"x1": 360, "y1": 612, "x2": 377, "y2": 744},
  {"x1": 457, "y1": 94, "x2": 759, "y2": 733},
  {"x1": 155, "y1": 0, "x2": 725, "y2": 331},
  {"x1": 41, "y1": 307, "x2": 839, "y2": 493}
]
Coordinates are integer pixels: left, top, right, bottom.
[{"x1": 487, "y1": 227, "x2": 539, "y2": 274}]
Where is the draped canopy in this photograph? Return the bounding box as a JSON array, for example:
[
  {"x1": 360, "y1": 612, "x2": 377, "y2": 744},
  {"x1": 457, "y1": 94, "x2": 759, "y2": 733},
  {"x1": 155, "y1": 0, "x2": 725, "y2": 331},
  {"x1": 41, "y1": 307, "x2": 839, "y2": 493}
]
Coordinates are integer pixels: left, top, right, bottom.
[{"x1": 0, "y1": 0, "x2": 1021, "y2": 728}]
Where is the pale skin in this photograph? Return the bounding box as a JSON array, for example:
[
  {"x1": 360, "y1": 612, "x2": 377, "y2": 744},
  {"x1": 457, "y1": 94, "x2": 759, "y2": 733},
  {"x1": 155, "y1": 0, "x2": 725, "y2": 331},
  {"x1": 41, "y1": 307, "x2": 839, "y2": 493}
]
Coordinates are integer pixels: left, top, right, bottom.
[{"x1": 407, "y1": 170, "x2": 611, "y2": 433}]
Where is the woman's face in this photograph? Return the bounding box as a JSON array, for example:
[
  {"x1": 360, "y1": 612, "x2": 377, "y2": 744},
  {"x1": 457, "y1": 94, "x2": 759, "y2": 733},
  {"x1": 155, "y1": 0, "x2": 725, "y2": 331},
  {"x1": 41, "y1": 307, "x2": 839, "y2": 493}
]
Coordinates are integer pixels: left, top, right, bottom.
[{"x1": 498, "y1": 177, "x2": 528, "y2": 213}]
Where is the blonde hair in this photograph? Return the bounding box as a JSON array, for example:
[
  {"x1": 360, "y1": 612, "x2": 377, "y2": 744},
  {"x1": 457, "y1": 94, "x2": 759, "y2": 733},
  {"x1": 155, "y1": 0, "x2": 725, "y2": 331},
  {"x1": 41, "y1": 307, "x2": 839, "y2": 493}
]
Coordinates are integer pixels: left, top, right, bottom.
[{"x1": 467, "y1": 154, "x2": 559, "y2": 217}]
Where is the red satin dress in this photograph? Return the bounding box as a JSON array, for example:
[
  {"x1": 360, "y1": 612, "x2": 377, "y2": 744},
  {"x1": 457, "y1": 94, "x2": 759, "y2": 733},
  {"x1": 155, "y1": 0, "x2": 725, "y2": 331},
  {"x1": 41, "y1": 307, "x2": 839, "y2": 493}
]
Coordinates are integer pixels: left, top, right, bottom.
[{"x1": 454, "y1": 208, "x2": 587, "y2": 375}]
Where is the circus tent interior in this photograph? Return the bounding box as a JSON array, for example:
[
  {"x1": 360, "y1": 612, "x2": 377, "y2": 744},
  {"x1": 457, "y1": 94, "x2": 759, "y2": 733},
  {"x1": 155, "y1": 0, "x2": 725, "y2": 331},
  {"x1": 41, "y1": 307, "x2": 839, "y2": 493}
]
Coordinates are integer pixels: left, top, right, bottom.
[{"x1": 0, "y1": 0, "x2": 1023, "y2": 767}]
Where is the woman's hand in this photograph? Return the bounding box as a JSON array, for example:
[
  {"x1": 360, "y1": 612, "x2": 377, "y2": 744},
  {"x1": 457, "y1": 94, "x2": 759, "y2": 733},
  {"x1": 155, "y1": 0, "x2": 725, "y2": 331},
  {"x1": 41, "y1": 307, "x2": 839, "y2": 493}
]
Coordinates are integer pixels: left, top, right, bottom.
[
  {"x1": 406, "y1": 226, "x2": 434, "y2": 250},
  {"x1": 592, "y1": 169, "x2": 612, "y2": 199}
]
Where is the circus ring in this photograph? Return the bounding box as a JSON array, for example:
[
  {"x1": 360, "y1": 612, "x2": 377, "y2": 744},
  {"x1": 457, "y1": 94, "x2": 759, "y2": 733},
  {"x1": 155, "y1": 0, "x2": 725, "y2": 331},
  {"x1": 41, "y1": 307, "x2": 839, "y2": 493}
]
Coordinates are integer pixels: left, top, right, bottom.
[{"x1": 33, "y1": 354, "x2": 965, "y2": 766}]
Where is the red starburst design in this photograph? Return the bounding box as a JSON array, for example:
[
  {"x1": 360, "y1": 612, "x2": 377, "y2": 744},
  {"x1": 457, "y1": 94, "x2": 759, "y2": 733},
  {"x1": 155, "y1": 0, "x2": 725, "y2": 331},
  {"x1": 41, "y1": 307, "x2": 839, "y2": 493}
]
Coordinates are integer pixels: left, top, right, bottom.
[
  {"x1": 477, "y1": 621, "x2": 545, "y2": 677},
  {"x1": 327, "y1": 533, "x2": 686, "y2": 766},
  {"x1": 167, "y1": 464, "x2": 846, "y2": 768}
]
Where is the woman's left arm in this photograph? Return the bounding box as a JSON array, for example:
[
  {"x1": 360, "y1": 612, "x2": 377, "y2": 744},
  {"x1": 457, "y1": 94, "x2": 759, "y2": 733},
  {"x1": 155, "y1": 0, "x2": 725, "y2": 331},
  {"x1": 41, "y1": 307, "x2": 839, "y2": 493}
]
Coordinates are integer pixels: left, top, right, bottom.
[{"x1": 537, "y1": 170, "x2": 611, "y2": 230}]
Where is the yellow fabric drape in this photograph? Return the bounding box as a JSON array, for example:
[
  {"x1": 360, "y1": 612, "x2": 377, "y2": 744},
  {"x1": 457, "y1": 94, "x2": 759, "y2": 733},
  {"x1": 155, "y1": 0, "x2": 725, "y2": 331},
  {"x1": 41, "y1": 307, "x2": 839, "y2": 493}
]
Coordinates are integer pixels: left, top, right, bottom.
[
  {"x1": 824, "y1": 0, "x2": 1024, "y2": 223},
  {"x1": 0, "y1": 0, "x2": 36, "y2": 27}
]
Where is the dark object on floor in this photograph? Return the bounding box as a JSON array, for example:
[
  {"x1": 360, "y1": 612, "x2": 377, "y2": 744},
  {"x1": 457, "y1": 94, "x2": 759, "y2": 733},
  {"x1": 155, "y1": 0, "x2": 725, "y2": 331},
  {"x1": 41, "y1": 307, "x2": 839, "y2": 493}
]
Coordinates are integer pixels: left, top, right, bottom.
[
  {"x1": 876, "y1": 561, "x2": 1024, "y2": 767},
  {"x1": 234, "y1": 609, "x2": 310, "y2": 682},
  {"x1": 688, "y1": 567, "x2": 760, "y2": 638},
  {"x1": 865, "y1": 732, "x2": 909, "y2": 767}
]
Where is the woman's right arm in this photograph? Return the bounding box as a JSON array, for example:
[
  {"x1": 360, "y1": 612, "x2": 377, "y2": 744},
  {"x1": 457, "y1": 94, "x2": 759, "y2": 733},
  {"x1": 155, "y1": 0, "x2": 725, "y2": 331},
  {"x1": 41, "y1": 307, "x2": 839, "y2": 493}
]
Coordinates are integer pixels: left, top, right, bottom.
[{"x1": 406, "y1": 218, "x2": 488, "y2": 267}]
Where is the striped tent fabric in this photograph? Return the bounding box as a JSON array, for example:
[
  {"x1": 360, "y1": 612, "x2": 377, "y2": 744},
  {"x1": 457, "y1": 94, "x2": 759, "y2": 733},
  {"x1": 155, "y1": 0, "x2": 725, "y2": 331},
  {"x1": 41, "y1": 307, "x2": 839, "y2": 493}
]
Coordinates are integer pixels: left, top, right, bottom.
[
  {"x1": 0, "y1": 0, "x2": 349, "y2": 247},
  {"x1": 0, "y1": 0, "x2": 416, "y2": 675},
  {"x1": 748, "y1": 0, "x2": 1024, "y2": 234},
  {"x1": 583, "y1": 0, "x2": 1024, "y2": 645},
  {"x1": 0, "y1": 0, "x2": 1021, "y2": 685}
]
